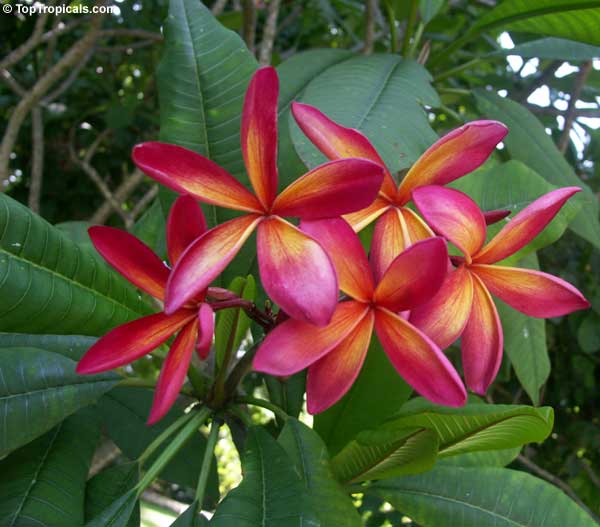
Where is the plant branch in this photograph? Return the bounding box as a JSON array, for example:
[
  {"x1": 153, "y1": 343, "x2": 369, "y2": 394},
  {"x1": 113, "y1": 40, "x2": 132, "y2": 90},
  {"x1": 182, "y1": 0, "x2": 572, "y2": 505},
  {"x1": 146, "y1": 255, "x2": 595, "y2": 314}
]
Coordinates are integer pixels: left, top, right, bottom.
[
  {"x1": 28, "y1": 108, "x2": 44, "y2": 213},
  {"x1": 0, "y1": 69, "x2": 27, "y2": 96},
  {"x1": 89, "y1": 168, "x2": 145, "y2": 224},
  {"x1": 258, "y1": 0, "x2": 281, "y2": 65},
  {"x1": 0, "y1": 9, "x2": 50, "y2": 71},
  {"x1": 512, "y1": 60, "x2": 561, "y2": 103},
  {"x1": 211, "y1": 0, "x2": 229, "y2": 16},
  {"x1": 195, "y1": 419, "x2": 222, "y2": 504},
  {"x1": 235, "y1": 396, "x2": 288, "y2": 421},
  {"x1": 363, "y1": 0, "x2": 377, "y2": 55},
  {"x1": 242, "y1": 0, "x2": 257, "y2": 53},
  {"x1": 558, "y1": 61, "x2": 592, "y2": 154},
  {"x1": 131, "y1": 184, "x2": 159, "y2": 219}
]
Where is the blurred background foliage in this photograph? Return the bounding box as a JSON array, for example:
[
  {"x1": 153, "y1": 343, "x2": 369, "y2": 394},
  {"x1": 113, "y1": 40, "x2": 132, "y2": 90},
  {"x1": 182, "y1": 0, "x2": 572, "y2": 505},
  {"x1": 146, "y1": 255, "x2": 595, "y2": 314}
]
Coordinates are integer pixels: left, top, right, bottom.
[{"x1": 1, "y1": 0, "x2": 599, "y2": 525}]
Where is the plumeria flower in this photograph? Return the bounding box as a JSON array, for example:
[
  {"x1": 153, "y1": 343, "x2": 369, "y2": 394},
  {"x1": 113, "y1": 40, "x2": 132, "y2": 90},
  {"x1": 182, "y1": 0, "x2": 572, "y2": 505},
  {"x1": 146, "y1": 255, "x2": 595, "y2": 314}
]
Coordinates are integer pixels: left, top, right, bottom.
[
  {"x1": 410, "y1": 185, "x2": 590, "y2": 394},
  {"x1": 132, "y1": 67, "x2": 384, "y2": 326},
  {"x1": 253, "y1": 217, "x2": 467, "y2": 413},
  {"x1": 292, "y1": 103, "x2": 508, "y2": 280},
  {"x1": 77, "y1": 196, "x2": 215, "y2": 424}
]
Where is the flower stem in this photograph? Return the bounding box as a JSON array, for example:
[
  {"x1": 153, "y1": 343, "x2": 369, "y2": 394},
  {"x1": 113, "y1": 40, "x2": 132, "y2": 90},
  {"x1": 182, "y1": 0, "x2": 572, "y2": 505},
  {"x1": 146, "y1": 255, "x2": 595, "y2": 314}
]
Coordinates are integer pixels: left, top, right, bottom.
[
  {"x1": 138, "y1": 408, "x2": 196, "y2": 465},
  {"x1": 136, "y1": 407, "x2": 211, "y2": 497},
  {"x1": 401, "y1": 0, "x2": 418, "y2": 58},
  {"x1": 235, "y1": 396, "x2": 288, "y2": 422},
  {"x1": 195, "y1": 418, "x2": 222, "y2": 504},
  {"x1": 117, "y1": 376, "x2": 195, "y2": 397}
]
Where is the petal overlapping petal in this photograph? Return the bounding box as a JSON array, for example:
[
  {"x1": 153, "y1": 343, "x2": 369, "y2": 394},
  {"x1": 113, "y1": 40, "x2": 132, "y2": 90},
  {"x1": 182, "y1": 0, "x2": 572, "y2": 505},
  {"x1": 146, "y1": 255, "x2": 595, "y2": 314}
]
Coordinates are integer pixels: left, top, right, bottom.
[
  {"x1": 272, "y1": 158, "x2": 384, "y2": 219},
  {"x1": 147, "y1": 320, "x2": 198, "y2": 425},
  {"x1": 306, "y1": 310, "x2": 375, "y2": 414},
  {"x1": 470, "y1": 264, "x2": 590, "y2": 317},
  {"x1": 166, "y1": 195, "x2": 207, "y2": 265},
  {"x1": 370, "y1": 208, "x2": 410, "y2": 283},
  {"x1": 473, "y1": 187, "x2": 581, "y2": 264},
  {"x1": 89, "y1": 226, "x2": 169, "y2": 300},
  {"x1": 76, "y1": 310, "x2": 195, "y2": 374},
  {"x1": 301, "y1": 218, "x2": 374, "y2": 303},
  {"x1": 374, "y1": 238, "x2": 449, "y2": 312},
  {"x1": 461, "y1": 273, "x2": 503, "y2": 395},
  {"x1": 409, "y1": 266, "x2": 474, "y2": 349},
  {"x1": 257, "y1": 217, "x2": 338, "y2": 326},
  {"x1": 413, "y1": 186, "x2": 486, "y2": 259},
  {"x1": 165, "y1": 215, "x2": 262, "y2": 314},
  {"x1": 241, "y1": 67, "x2": 279, "y2": 210},
  {"x1": 483, "y1": 209, "x2": 511, "y2": 226},
  {"x1": 132, "y1": 142, "x2": 263, "y2": 213},
  {"x1": 396, "y1": 120, "x2": 508, "y2": 204},
  {"x1": 374, "y1": 307, "x2": 467, "y2": 407},
  {"x1": 343, "y1": 198, "x2": 390, "y2": 232},
  {"x1": 253, "y1": 300, "x2": 369, "y2": 376},
  {"x1": 291, "y1": 102, "x2": 397, "y2": 198},
  {"x1": 196, "y1": 302, "x2": 215, "y2": 359}
]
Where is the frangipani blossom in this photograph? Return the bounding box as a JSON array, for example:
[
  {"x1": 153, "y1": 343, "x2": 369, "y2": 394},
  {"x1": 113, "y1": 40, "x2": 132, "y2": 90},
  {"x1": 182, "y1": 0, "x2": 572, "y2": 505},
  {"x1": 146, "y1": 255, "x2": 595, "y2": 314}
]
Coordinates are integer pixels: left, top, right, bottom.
[
  {"x1": 292, "y1": 103, "x2": 508, "y2": 279},
  {"x1": 77, "y1": 196, "x2": 215, "y2": 424},
  {"x1": 410, "y1": 185, "x2": 590, "y2": 394},
  {"x1": 253, "y1": 218, "x2": 467, "y2": 413},
  {"x1": 133, "y1": 67, "x2": 384, "y2": 326}
]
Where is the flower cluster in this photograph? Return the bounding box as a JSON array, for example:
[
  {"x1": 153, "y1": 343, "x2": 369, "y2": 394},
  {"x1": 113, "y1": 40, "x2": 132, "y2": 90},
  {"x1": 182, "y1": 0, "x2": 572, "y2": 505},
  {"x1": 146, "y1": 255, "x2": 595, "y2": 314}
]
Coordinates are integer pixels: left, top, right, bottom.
[{"x1": 77, "y1": 67, "x2": 589, "y2": 423}]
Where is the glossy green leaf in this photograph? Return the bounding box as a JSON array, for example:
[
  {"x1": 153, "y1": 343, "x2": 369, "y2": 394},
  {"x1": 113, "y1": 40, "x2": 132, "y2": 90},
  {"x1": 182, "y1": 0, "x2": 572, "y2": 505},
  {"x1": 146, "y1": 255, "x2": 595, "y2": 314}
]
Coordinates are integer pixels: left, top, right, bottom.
[
  {"x1": 170, "y1": 501, "x2": 209, "y2": 526},
  {"x1": 474, "y1": 89, "x2": 600, "y2": 248},
  {"x1": 330, "y1": 428, "x2": 439, "y2": 483},
  {"x1": 314, "y1": 339, "x2": 412, "y2": 456},
  {"x1": 278, "y1": 418, "x2": 362, "y2": 526},
  {"x1": 369, "y1": 466, "x2": 598, "y2": 527},
  {"x1": 55, "y1": 220, "x2": 94, "y2": 248},
  {"x1": 437, "y1": 447, "x2": 521, "y2": 468},
  {"x1": 360, "y1": 400, "x2": 553, "y2": 458},
  {"x1": 495, "y1": 37, "x2": 600, "y2": 60},
  {"x1": 215, "y1": 275, "x2": 255, "y2": 368},
  {"x1": 0, "y1": 194, "x2": 151, "y2": 335},
  {"x1": 291, "y1": 54, "x2": 439, "y2": 174},
  {"x1": 0, "y1": 347, "x2": 117, "y2": 457},
  {"x1": 210, "y1": 427, "x2": 317, "y2": 526},
  {"x1": 97, "y1": 387, "x2": 219, "y2": 506},
  {"x1": 84, "y1": 490, "x2": 138, "y2": 527},
  {"x1": 0, "y1": 408, "x2": 100, "y2": 527},
  {"x1": 265, "y1": 371, "x2": 306, "y2": 421},
  {"x1": 85, "y1": 462, "x2": 140, "y2": 527},
  {"x1": 419, "y1": 0, "x2": 444, "y2": 24},
  {"x1": 452, "y1": 160, "x2": 581, "y2": 264},
  {"x1": 0, "y1": 332, "x2": 96, "y2": 361}
]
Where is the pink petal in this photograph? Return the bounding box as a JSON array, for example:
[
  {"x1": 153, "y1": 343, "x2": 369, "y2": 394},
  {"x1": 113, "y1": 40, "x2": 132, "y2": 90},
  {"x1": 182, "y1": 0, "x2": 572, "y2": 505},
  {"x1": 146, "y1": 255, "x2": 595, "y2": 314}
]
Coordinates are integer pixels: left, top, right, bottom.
[
  {"x1": 306, "y1": 310, "x2": 375, "y2": 414},
  {"x1": 76, "y1": 310, "x2": 196, "y2": 374},
  {"x1": 166, "y1": 195, "x2": 207, "y2": 265},
  {"x1": 301, "y1": 218, "x2": 374, "y2": 303},
  {"x1": 374, "y1": 307, "x2": 467, "y2": 407},
  {"x1": 89, "y1": 226, "x2": 169, "y2": 300},
  {"x1": 374, "y1": 237, "x2": 449, "y2": 312},
  {"x1": 413, "y1": 185, "x2": 486, "y2": 260},
  {"x1": 132, "y1": 142, "x2": 263, "y2": 213},
  {"x1": 461, "y1": 273, "x2": 503, "y2": 395},
  {"x1": 473, "y1": 187, "x2": 581, "y2": 264},
  {"x1": 402, "y1": 207, "x2": 435, "y2": 242},
  {"x1": 396, "y1": 120, "x2": 508, "y2": 204},
  {"x1": 409, "y1": 266, "x2": 474, "y2": 349},
  {"x1": 253, "y1": 300, "x2": 369, "y2": 376},
  {"x1": 147, "y1": 320, "x2": 198, "y2": 425},
  {"x1": 241, "y1": 67, "x2": 279, "y2": 210},
  {"x1": 272, "y1": 158, "x2": 384, "y2": 219},
  {"x1": 165, "y1": 215, "x2": 262, "y2": 314},
  {"x1": 483, "y1": 209, "x2": 511, "y2": 225},
  {"x1": 470, "y1": 264, "x2": 590, "y2": 317},
  {"x1": 257, "y1": 217, "x2": 338, "y2": 326},
  {"x1": 196, "y1": 302, "x2": 215, "y2": 359},
  {"x1": 370, "y1": 208, "x2": 410, "y2": 283},
  {"x1": 291, "y1": 102, "x2": 397, "y2": 199}
]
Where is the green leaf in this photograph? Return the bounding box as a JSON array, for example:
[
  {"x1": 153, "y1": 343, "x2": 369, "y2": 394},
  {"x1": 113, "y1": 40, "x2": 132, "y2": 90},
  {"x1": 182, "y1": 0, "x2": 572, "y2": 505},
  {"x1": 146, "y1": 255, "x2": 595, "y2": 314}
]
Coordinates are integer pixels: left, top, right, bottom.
[
  {"x1": 452, "y1": 160, "x2": 581, "y2": 263},
  {"x1": 0, "y1": 408, "x2": 100, "y2": 526},
  {"x1": 210, "y1": 427, "x2": 317, "y2": 526},
  {"x1": 0, "y1": 347, "x2": 117, "y2": 457},
  {"x1": 55, "y1": 220, "x2": 94, "y2": 248},
  {"x1": 0, "y1": 332, "x2": 96, "y2": 361},
  {"x1": 0, "y1": 194, "x2": 151, "y2": 335},
  {"x1": 264, "y1": 371, "x2": 306, "y2": 420},
  {"x1": 215, "y1": 275, "x2": 255, "y2": 368},
  {"x1": 170, "y1": 501, "x2": 209, "y2": 526},
  {"x1": 437, "y1": 447, "x2": 521, "y2": 468},
  {"x1": 278, "y1": 418, "x2": 362, "y2": 526},
  {"x1": 474, "y1": 89, "x2": 600, "y2": 248},
  {"x1": 369, "y1": 466, "x2": 598, "y2": 527},
  {"x1": 330, "y1": 428, "x2": 439, "y2": 483},
  {"x1": 360, "y1": 400, "x2": 554, "y2": 459},
  {"x1": 419, "y1": 0, "x2": 444, "y2": 24},
  {"x1": 291, "y1": 54, "x2": 439, "y2": 174},
  {"x1": 495, "y1": 37, "x2": 600, "y2": 60},
  {"x1": 97, "y1": 387, "x2": 219, "y2": 506},
  {"x1": 84, "y1": 490, "x2": 138, "y2": 527},
  {"x1": 314, "y1": 339, "x2": 412, "y2": 456},
  {"x1": 85, "y1": 462, "x2": 140, "y2": 527}
]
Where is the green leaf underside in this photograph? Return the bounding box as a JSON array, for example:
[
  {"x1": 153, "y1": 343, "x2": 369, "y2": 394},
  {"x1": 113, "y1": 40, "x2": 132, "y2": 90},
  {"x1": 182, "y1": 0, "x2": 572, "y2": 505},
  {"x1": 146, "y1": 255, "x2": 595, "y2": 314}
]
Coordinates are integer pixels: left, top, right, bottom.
[
  {"x1": 84, "y1": 490, "x2": 138, "y2": 527},
  {"x1": 0, "y1": 347, "x2": 117, "y2": 458},
  {"x1": 291, "y1": 54, "x2": 440, "y2": 174},
  {"x1": 474, "y1": 89, "x2": 600, "y2": 248},
  {"x1": 0, "y1": 194, "x2": 151, "y2": 336},
  {"x1": 436, "y1": 448, "x2": 521, "y2": 468},
  {"x1": 494, "y1": 37, "x2": 600, "y2": 60},
  {"x1": 0, "y1": 332, "x2": 97, "y2": 361},
  {"x1": 0, "y1": 408, "x2": 99, "y2": 527},
  {"x1": 369, "y1": 466, "x2": 598, "y2": 527},
  {"x1": 278, "y1": 419, "x2": 362, "y2": 526}
]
